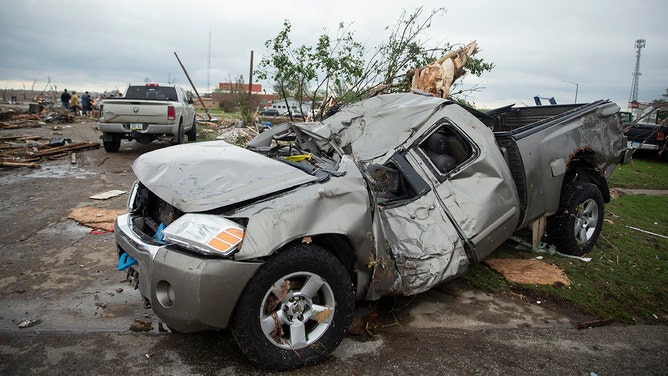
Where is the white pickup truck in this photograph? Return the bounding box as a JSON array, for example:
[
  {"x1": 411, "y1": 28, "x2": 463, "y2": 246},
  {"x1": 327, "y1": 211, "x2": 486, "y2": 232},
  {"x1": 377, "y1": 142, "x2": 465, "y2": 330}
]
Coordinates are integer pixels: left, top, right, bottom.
[{"x1": 99, "y1": 83, "x2": 196, "y2": 152}]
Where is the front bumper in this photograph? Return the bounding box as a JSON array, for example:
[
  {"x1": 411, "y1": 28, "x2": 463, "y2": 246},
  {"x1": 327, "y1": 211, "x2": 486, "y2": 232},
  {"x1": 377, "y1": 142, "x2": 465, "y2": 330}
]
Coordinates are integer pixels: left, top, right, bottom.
[{"x1": 114, "y1": 213, "x2": 262, "y2": 332}]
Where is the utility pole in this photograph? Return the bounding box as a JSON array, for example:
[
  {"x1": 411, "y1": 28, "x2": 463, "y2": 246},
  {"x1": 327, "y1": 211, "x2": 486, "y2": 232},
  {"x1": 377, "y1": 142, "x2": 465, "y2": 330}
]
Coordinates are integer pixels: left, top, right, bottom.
[
  {"x1": 248, "y1": 50, "x2": 254, "y2": 117},
  {"x1": 628, "y1": 38, "x2": 646, "y2": 108},
  {"x1": 207, "y1": 30, "x2": 211, "y2": 94}
]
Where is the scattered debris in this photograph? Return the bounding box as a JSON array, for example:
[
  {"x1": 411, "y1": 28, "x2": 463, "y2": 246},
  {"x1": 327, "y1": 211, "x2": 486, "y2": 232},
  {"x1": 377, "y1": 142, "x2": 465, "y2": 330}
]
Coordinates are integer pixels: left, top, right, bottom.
[
  {"x1": 17, "y1": 319, "x2": 41, "y2": 329},
  {"x1": 216, "y1": 126, "x2": 257, "y2": 147},
  {"x1": 89, "y1": 190, "x2": 127, "y2": 200},
  {"x1": 130, "y1": 318, "x2": 153, "y2": 332},
  {"x1": 483, "y1": 258, "x2": 572, "y2": 286},
  {"x1": 314, "y1": 307, "x2": 333, "y2": 323},
  {"x1": 348, "y1": 305, "x2": 380, "y2": 336},
  {"x1": 1, "y1": 134, "x2": 99, "y2": 169},
  {"x1": 0, "y1": 107, "x2": 75, "y2": 129},
  {"x1": 264, "y1": 280, "x2": 291, "y2": 314},
  {"x1": 575, "y1": 318, "x2": 614, "y2": 329},
  {"x1": 625, "y1": 226, "x2": 668, "y2": 240},
  {"x1": 510, "y1": 237, "x2": 592, "y2": 262},
  {"x1": 67, "y1": 206, "x2": 126, "y2": 232}
]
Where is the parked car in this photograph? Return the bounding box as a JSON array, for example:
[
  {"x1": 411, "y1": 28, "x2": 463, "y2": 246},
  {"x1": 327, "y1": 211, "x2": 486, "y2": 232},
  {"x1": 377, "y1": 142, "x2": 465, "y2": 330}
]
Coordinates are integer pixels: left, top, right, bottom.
[
  {"x1": 114, "y1": 93, "x2": 628, "y2": 370},
  {"x1": 624, "y1": 121, "x2": 668, "y2": 161},
  {"x1": 258, "y1": 108, "x2": 279, "y2": 116},
  {"x1": 622, "y1": 106, "x2": 668, "y2": 161}
]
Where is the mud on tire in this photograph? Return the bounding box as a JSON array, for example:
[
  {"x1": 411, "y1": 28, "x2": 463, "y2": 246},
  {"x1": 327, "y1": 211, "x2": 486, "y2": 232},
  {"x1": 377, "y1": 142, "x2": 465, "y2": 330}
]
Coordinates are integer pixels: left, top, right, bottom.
[
  {"x1": 547, "y1": 181, "x2": 605, "y2": 256},
  {"x1": 231, "y1": 244, "x2": 355, "y2": 370}
]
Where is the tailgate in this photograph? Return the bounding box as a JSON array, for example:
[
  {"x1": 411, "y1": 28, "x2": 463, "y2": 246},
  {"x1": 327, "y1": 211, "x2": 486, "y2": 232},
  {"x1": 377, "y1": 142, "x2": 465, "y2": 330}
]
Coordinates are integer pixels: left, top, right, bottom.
[{"x1": 101, "y1": 100, "x2": 170, "y2": 124}]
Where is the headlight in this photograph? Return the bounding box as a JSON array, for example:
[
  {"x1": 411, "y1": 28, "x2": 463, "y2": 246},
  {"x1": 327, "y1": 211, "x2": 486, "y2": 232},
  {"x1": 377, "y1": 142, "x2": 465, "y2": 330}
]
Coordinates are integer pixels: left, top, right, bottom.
[{"x1": 161, "y1": 213, "x2": 245, "y2": 257}]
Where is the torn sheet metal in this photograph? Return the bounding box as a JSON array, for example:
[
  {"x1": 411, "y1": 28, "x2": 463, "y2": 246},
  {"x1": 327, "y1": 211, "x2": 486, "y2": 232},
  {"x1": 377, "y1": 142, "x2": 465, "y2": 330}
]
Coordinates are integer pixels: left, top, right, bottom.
[
  {"x1": 511, "y1": 101, "x2": 626, "y2": 224},
  {"x1": 228, "y1": 156, "x2": 374, "y2": 264},
  {"x1": 296, "y1": 93, "x2": 450, "y2": 162},
  {"x1": 133, "y1": 141, "x2": 320, "y2": 212},
  {"x1": 368, "y1": 191, "x2": 468, "y2": 299}
]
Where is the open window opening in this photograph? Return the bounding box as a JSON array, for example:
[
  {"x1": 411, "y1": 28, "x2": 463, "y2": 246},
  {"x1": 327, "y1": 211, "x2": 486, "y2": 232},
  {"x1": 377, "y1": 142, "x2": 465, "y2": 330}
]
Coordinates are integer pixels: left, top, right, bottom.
[
  {"x1": 366, "y1": 153, "x2": 430, "y2": 206},
  {"x1": 418, "y1": 125, "x2": 473, "y2": 174}
]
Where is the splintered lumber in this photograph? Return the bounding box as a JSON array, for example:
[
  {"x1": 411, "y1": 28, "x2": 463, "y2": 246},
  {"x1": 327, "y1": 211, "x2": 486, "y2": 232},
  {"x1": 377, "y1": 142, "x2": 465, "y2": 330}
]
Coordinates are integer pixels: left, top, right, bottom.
[
  {"x1": 0, "y1": 160, "x2": 40, "y2": 168},
  {"x1": 411, "y1": 41, "x2": 479, "y2": 98},
  {"x1": 31, "y1": 141, "x2": 100, "y2": 157}
]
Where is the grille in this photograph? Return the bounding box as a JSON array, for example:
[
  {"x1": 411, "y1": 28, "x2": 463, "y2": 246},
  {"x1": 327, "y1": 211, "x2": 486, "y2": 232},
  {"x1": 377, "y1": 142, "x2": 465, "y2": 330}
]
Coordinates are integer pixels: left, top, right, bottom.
[{"x1": 130, "y1": 183, "x2": 183, "y2": 238}]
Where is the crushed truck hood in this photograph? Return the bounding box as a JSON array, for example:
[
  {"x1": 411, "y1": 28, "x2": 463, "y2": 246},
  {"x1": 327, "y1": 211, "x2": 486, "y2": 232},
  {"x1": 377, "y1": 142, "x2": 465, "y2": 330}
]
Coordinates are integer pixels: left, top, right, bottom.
[{"x1": 133, "y1": 141, "x2": 320, "y2": 212}]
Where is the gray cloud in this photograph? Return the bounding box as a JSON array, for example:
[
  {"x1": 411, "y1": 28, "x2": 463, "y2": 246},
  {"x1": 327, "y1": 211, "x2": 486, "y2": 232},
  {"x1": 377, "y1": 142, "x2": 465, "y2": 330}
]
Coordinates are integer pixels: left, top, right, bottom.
[{"x1": 1, "y1": 0, "x2": 665, "y2": 109}]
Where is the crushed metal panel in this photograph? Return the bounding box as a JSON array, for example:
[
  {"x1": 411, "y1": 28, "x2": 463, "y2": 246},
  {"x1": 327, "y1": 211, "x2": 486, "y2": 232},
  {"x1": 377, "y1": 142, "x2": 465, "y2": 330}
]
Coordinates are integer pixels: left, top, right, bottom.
[
  {"x1": 230, "y1": 157, "x2": 374, "y2": 262},
  {"x1": 370, "y1": 190, "x2": 468, "y2": 298},
  {"x1": 406, "y1": 103, "x2": 520, "y2": 262},
  {"x1": 133, "y1": 141, "x2": 319, "y2": 212},
  {"x1": 296, "y1": 93, "x2": 450, "y2": 162}
]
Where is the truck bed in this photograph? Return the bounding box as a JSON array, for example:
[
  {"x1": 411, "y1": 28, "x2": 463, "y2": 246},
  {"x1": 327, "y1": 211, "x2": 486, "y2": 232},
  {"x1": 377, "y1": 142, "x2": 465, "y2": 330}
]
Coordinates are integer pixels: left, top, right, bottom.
[
  {"x1": 487, "y1": 102, "x2": 600, "y2": 133},
  {"x1": 469, "y1": 101, "x2": 625, "y2": 227}
]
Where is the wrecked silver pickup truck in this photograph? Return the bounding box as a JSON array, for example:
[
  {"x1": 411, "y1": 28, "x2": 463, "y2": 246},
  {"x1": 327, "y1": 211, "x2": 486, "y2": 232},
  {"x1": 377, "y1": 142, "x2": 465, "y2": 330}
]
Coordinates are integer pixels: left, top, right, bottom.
[{"x1": 114, "y1": 93, "x2": 628, "y2": 370}]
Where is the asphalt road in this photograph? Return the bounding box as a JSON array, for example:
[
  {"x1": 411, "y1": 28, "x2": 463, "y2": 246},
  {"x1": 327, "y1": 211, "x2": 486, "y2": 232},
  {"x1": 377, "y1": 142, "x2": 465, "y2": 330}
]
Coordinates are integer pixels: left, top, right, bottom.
[{"x1": 0, "y1": 113, "x2": 666, "y2": 375}]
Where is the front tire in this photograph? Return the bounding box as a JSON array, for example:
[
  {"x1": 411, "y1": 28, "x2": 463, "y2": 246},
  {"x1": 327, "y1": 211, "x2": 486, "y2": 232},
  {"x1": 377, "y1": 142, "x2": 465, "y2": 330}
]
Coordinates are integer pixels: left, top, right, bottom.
[
  {"x1": 232, "y1": 244, "x2": 354, "y2": 370},
  {"x1": 547, "y1": 181, "x2": 604, "y2": 256}
]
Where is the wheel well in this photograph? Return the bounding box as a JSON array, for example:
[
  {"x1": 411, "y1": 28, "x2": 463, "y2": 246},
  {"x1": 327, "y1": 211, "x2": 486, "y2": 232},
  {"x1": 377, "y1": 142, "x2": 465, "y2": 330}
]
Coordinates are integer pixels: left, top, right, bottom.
[
  {"x1": 564, "y1": 150, "x2": 611, "y2": 203},
  {"x1": 278, "y1": 234, "x2": 356, "y2": 282}
]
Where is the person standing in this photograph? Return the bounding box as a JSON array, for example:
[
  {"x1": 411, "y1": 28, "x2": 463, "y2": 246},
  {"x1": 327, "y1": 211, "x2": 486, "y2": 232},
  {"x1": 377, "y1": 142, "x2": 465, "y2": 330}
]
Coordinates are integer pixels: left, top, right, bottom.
[
  {"x1": 70, "y1": 91, "x2": 81, "y2": 115},
  {"x1": 61, "y1": 89, "x2": 71, "y2": 109},
  {"x1": 81, "y1": 91, "x2": 90, "y2": 117},
  {"x1": 86, "y1": 93, "x2": 94, "y2": 119}
]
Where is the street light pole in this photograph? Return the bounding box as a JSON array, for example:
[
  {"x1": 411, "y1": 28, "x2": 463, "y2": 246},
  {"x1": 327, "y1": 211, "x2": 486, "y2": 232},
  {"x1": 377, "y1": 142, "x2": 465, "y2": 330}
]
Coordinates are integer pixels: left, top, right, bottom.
[{"x1": 562, "y1": 80, "x2": 579, "y2": 103}]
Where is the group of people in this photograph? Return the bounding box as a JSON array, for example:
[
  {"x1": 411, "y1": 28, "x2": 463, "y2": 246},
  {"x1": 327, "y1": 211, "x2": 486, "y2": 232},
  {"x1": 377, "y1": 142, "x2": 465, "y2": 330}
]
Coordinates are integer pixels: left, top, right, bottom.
[{"x1": 60, "y1": 89, "x2": 99, "y2": 118}]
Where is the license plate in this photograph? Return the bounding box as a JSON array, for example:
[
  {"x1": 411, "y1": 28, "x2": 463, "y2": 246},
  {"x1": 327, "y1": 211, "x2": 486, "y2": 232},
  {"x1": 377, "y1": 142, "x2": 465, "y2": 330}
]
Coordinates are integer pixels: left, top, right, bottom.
[
  {"x1": 627, "y1": 141, "x2": 642, "y2": 149},
  {"x1": 130, "y1": 123, "x2": 144, "y2": 130}
]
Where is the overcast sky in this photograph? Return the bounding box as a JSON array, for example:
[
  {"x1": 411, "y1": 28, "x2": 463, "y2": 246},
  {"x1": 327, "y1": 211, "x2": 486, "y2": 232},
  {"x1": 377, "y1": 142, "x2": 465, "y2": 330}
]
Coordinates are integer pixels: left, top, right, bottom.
[{"x1": 1, "y1": 0, "x2": 665, "y2": 109}]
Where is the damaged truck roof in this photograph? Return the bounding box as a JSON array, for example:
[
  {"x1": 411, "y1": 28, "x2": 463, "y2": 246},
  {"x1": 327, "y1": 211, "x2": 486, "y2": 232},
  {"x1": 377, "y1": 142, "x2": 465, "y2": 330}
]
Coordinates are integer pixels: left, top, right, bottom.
[{"x1": 296, "y1": 93, "x2": 450, "y2": 161}]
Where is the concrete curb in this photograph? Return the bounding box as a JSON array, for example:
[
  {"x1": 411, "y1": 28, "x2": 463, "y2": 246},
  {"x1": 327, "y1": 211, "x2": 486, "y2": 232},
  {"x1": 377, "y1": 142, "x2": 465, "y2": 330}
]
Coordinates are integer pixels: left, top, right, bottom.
[{"x1": 614, "y1": 188, "x2": 668, "y2": 196}]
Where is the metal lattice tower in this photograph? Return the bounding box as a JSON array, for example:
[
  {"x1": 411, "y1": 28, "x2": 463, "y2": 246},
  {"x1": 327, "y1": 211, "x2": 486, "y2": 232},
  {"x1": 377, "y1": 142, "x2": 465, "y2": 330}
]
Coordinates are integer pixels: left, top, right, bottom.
[{"x1": 629, "y1": 38, "x2": 646, "y2": 104}]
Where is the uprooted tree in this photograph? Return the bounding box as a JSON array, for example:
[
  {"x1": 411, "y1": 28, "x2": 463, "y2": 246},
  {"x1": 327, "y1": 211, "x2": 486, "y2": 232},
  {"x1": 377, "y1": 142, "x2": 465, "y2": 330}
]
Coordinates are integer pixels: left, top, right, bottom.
[{"x1": 257, "y1": 7, "x2": 494, "y2": 119}]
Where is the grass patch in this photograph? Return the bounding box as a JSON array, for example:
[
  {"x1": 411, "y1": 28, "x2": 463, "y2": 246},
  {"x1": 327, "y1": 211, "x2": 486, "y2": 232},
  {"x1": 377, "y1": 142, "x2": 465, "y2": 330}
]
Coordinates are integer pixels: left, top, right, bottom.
[
  {"x1": 609, "y1": 153, "x2": 668, "y2": 189},
  {"x1": 465, "y1": 160, "x2": 668, "y2": 324}
]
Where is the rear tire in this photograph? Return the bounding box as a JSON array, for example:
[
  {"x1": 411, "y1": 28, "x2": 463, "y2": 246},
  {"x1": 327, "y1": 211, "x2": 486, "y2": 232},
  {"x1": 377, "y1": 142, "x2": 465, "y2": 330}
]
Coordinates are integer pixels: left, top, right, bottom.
[
  {"x1": 547, "y1": 181, "x2": 604, "y2": 256},
  {"x1": 186, "y1": 117, "x2": 197, "y2": 142},
  {"x1": 102, "y1": 134, "x2": 121, "y2": 152},
  {"x1": 232, "y1": 244, "x2": 354, "y2": 370},
  {"x1": 172, "y1": 120, "x2": 184, "y2": 145}
]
